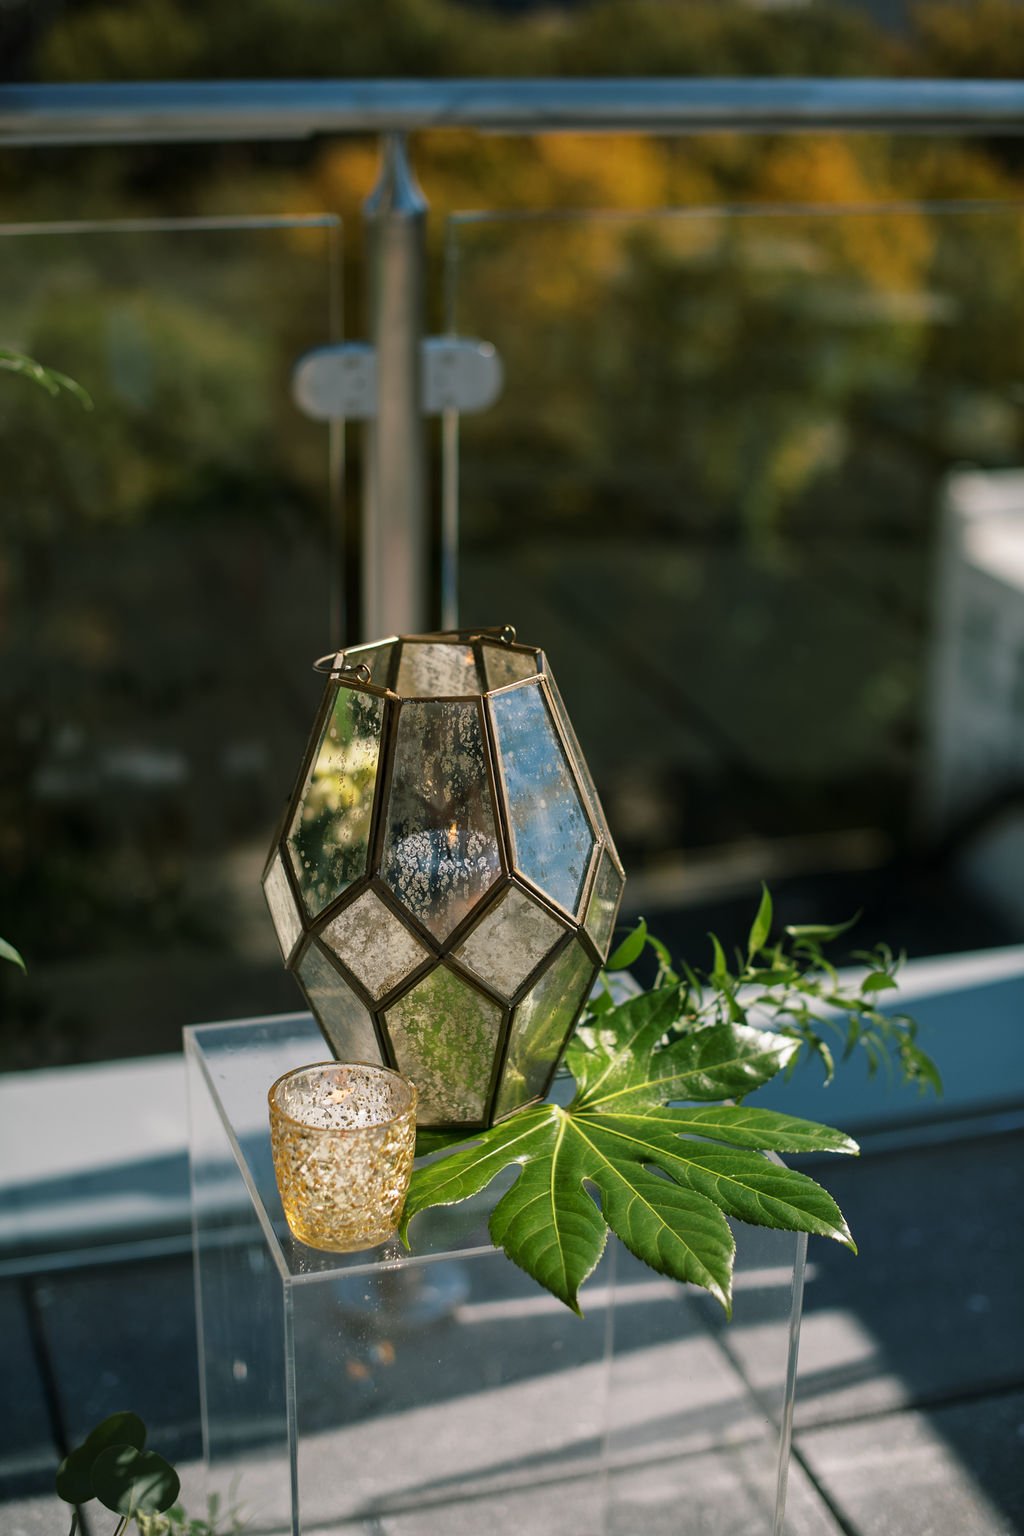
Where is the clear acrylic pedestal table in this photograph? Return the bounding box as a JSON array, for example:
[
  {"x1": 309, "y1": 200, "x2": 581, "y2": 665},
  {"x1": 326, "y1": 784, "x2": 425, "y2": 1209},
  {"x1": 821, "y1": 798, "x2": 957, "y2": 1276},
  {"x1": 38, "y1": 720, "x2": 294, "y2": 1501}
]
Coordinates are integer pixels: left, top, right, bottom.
[{"x1": 186, "y1": 1013, "x2": 810, "y2": 1536}]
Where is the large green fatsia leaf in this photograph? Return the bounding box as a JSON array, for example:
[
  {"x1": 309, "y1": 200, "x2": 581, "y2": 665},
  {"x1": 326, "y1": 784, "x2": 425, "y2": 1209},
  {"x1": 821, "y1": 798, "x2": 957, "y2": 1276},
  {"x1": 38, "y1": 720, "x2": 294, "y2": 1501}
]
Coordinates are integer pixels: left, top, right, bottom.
[{"x1": 401, "y1": 987, "x2": 858, "y2": 1316}]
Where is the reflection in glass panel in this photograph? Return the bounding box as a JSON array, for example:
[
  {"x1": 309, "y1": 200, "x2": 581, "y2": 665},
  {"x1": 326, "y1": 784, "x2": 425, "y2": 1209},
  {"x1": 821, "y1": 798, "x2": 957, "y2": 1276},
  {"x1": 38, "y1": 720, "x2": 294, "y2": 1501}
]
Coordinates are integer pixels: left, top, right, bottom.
[
  {"x1": 480, "y1": 642, "x2": 540, "y2": 692},
  {"x1": 490, "y1": 682, "x2": 595, "y2": 916},
  {"x1": 345, "y1": 640, "x2": 395, "y2": 688},
  {"x1": 495, "y1": 939, "x2": 596, "y2": 1120},
  {"x1": 449, "y1": 207, "x2": 1024, "y2": 966},
  {"x1": 384, "y1": 966, "x2": 503, "y2": 1124},
  {"x1": 263, "y1": 851, "x2": 303, "y2": 962},
  {"x1": 298, "y1": 943, "x2": 383, "y2": 1065},
  {"x1": 584, "y1": 848, "x2": 625, "y2": 960},
  {"x1": 287, "y1": 687, "x2": 384, "y2": 921},
  {"x1": 381, "y1": 700, "x2": 502, "y2": 941},
  {"x1": 0, "y1": 216, "x2": 340, "y2": 1069},
  {"x1": 321, "y1": 889, "x2": 431, "y2": 1001},
  {"x1": 395, "y1": 641, "x2": 482, "y2": 698},
  {"x1": 454, "y1": 884, "x2": 565, "y2": 1000}
]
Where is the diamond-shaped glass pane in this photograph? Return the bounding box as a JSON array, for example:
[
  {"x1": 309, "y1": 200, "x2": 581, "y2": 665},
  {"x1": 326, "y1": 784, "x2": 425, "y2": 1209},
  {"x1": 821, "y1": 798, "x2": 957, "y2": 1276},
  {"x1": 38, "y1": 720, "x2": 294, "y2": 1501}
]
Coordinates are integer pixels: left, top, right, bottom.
[
  {"x1": 298, "y1": 943, "x2": 383, "y2": 1064},
  {"x1": 454, "y1": 885, "x2": 565, "y2": 1000},
  {"x1": 321, "y1": 889, "x2": 431, "y2": 1002},
  {"x1": 495, "y1": 939, "x2": 596, "y2": 1120},
  {"x1": 263, "y1": 851, "x2": 302, "y2": 961},
  {"x1": 480, "y1": 642, "x2": 540, "y2": 692},
  {"x1": 381, "y1": 700, "x2": 502, "y2": 941},
  {"x1": 395, "y1": 641, "x2": 482, "y2": 697},
  {"x1": 384, "y1": 966, "x2": 503, "y2": 1124},
  {"x1": 287, "y1": 686, "x2": 385, "y2": 920},
  {"x1": 490, "y1": 681, "x2": 596, "y2": 916},
  {"x1": 584, "y1": 848, "x2": 625, "y2": 961}
]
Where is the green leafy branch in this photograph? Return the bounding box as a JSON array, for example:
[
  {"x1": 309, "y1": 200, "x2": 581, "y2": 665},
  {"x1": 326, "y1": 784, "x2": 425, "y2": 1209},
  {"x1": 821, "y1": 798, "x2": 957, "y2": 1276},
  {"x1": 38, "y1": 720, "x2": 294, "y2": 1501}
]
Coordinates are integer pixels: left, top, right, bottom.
[
  {"x1": 601, "y1": 887, "x2": 941, "y2": 1095},
  {"x1": 402, "y1": 890, "x2": 939, "y2": 1318}
]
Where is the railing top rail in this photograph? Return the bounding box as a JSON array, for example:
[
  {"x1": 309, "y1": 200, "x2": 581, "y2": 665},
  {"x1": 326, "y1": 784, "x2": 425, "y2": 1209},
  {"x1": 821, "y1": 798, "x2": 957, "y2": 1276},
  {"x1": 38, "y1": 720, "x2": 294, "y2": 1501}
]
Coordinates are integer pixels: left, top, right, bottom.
[{"x1": 0, "y1": 77, "x2": 1023, "y2": 146}]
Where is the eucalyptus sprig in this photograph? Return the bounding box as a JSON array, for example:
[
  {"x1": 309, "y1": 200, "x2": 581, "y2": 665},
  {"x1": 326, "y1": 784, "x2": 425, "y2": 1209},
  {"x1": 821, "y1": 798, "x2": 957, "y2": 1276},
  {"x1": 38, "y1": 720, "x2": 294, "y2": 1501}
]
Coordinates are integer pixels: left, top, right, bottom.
[{"x1": 403, "y1": 889, "x2": 939, "y2": 1317}]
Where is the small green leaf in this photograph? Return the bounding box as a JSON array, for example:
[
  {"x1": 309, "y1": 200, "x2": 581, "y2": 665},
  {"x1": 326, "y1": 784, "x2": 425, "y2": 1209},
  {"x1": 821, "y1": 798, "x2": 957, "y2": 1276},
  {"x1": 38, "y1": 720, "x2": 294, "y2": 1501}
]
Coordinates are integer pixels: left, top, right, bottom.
[
  {"x1": 56, "y1": 1446, "x2": 97, "y2": 1506},
  {"x1": 91, "y1": 1446, "x2": 180, "y2": 1518},
  {"x1": 0, "y1": 348, "x2": 93, "y2": 408},
  {"x1": 606, "y1": 919, "x2": 648, "y2": 971},
  {"x1": 84, "y1": 1412, "x2": 147, "y2": 1457},
  {"x1": 861, "y1": 972, "x2": 898, "y2": 993},
  {"x1": 747, "y1": 884, "x2": 773, "y2": 958},
  {"x1": 0, "y1": 936, "x2": 26, "y2": 972},
  {"x1": 56, "y1": 1413, "x2": 148, "y2": 1506},
  {"x1": 588, "y1": 991, "x2": 616, "y2": 1016},
  {"x1": 709, "y1": 932, "x2": 729, "y2": 983},
  {"x1": 785, "y1": 913, "x2": 860, "y2": 942}
]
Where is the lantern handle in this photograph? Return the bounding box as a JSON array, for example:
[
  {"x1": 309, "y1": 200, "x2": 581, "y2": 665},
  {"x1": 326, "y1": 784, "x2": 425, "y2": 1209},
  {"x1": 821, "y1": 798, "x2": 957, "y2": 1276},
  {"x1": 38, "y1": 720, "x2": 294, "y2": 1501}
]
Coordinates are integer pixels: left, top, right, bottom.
[{"x1": 312, "y1": 652, "x2": 373, "y2": 684}]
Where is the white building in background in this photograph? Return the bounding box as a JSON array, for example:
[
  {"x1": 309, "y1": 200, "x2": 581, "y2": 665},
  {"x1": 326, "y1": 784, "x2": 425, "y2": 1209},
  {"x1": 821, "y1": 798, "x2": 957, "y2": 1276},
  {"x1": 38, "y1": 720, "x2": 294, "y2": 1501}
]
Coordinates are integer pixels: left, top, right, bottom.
[{"x1": 926, "y1": 469, "x2": 1024, "y2": 929}]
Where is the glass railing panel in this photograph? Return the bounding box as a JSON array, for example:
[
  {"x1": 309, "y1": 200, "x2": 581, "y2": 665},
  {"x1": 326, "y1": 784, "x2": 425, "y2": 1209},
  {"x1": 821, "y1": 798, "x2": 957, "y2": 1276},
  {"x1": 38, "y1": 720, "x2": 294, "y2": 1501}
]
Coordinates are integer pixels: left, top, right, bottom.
[
  {"x1": 445, "y1": 202, "x2": 1024, "y2": 978},
  {"x1": 0, "y1": 214, "x2": 341, "y2": 1070}
]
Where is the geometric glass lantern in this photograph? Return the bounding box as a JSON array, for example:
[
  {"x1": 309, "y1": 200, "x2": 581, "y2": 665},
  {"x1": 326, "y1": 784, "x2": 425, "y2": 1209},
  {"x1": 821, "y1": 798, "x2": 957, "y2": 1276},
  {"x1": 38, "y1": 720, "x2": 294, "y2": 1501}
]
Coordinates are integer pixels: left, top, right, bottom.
[{"x1": 262, "y1": 626, "x2": 625, "y2": 1130}]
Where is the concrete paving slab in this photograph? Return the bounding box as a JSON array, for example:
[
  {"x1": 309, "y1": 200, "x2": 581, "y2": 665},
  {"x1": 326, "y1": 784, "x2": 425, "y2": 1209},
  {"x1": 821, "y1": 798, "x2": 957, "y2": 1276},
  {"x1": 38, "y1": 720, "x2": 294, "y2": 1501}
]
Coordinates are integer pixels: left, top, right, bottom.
[
  {"x1": 1, "y1": 1489, "x2": 61, "y2": 1536},
  {"x1": 795, "y1": 1389, "x2": 1024, "y2": 1536},
  {"x1": 0, "y1": 1281, "x2": 59, "y2": 1496},
  {"x1": 723, "y1": 1129, "x2": 1024, "y2": 1427},
  {"x1": 30, "y1": 1255, "x2": 201, "y2": 1463}
]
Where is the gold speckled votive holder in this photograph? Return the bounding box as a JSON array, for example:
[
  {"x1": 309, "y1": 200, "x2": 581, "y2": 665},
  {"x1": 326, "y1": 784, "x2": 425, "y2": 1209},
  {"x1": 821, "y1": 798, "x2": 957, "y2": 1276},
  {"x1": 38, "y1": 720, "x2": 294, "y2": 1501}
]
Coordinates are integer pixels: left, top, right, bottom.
[{"x1": 268, "y1": 1062, "x2": 417, "y2": 1253}]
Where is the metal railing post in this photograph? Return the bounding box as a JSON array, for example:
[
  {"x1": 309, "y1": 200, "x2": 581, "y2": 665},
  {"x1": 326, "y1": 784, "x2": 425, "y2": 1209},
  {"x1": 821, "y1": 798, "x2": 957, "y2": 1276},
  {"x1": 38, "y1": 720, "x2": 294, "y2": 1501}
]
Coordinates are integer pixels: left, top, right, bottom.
[{"x1": 362, "y1": 132, "x2": 428, "y2": 639}]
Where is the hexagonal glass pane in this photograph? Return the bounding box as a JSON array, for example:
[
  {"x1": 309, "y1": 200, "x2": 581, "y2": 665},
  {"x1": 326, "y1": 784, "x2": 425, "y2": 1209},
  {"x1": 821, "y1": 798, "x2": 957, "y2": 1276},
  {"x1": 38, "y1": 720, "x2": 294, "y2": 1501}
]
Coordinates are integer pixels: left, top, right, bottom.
[
  {"x1": 584, "y1": 847, "x2": 625, "y2": 960},
  {"x1": 384, "y1": 966, "x2": 503, "y2": 1124},
  {"x1": 454, "y1": 884, "x2": 565, "y2": 1001},
  {"x1": 494, "y1": 938, "x2": 597, "y2": 1120},
  {"x1": 298, "y1": 942, "x2": 383, "y2": 1064},
  {"x1": 287, "y1": 686, "x2": 385, "y2": 920},
  {"x1": 480, "y1": 642, "x2": 540, "y2": 692},
  {"x1": 395, "y1": 640, "x2": 482, "y2": 697},
  {"x1": 263, "y1": 851, "x2": 302, "y2": 962},
  {"x1": 321, "y1": 889, "x2": 431, "y2": 1002},
  {"x1": 490, "y1": 681, "x2": 596, "y2": 917},
  {"x1": 380, "y1": 700, "x2": 502, "y2": 942}
]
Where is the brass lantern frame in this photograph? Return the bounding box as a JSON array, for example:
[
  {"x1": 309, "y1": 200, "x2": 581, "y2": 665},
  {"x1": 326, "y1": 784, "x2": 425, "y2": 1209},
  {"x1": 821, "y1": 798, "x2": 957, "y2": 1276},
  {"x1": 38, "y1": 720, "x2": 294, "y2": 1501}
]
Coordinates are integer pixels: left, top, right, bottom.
[{"x1": 263, "y1": 627, "x2": 625, "y2": 1131}]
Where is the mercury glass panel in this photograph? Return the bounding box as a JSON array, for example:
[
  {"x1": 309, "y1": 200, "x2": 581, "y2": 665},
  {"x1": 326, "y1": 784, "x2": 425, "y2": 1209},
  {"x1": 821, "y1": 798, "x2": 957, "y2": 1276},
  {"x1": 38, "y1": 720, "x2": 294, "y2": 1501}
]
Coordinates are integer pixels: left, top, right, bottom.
[
  {"x1": 395, "y1": 641, "x2": 482, "y2": 698},
  {"x1": 481, "y1": 643, "x2": 540, "y2": 692},
  {"x1": 454, "y1": 885, "x2": 565, "y2": 1000},
  {"x1": 287, "y1": 687, "x2": 385, "y2": 920},
  {"x1": 490, "y1": 682, "x2": 595, "y2": 916},
  {"x1": 380, "y1": 700, "x2": 502, "y2": 941},
  {"x1": 321, "y1": 889, "x2": 431, "y2": 1001},
  {"x1": 384, "y1": 966, "x2": 503, "y2": 1124},
  {"x1": 263, "y1": 851, "x2": 303, "y2": 961},
  {"x1": 495, "y1": 939, "x2": 596, "y2": 1119},
  {"x1": 298, "y1": 943, "x2": 383, "y2": 1064},
  {"x1": 344, "y1": 640, "x2": 395, "y2": 688},
  {"x1": 584, "y1": 848, "x2": 625, "y2": 960}
]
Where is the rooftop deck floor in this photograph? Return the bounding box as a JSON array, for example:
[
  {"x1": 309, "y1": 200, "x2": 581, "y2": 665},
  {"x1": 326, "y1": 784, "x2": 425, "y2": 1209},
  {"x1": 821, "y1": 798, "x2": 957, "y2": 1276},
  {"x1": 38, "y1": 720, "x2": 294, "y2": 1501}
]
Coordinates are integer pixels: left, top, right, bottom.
[{"x1": 2, "y1": 1118, "x2": 1022, "y2": 1536}]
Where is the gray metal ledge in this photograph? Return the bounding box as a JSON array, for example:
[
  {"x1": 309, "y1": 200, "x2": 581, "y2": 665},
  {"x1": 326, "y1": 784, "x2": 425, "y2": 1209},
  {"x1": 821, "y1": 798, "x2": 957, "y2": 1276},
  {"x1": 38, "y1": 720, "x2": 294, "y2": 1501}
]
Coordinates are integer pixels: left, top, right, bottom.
[{"x1": 1, "y1": 78, "x2": 1024, "y2": 146}]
